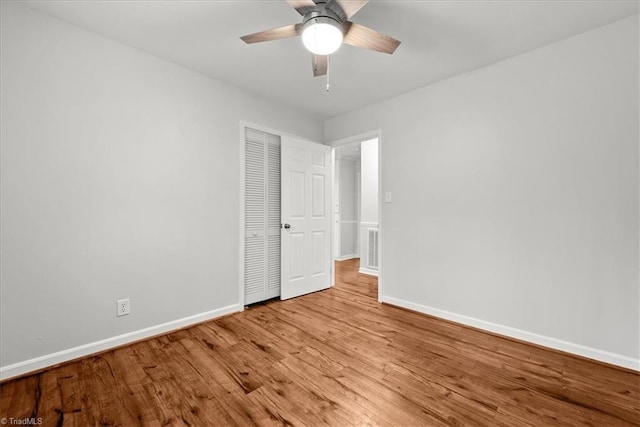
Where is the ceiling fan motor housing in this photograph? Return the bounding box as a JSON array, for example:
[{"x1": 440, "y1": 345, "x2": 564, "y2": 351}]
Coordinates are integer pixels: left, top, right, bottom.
[{"x1": 302, "y1": 7, "x2": 344, "y2": 34}]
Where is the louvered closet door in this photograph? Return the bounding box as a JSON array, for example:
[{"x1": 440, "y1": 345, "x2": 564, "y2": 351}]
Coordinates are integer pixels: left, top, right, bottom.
[
  {"x1": 265, "y1": 138, "x2": 281, "y2": 299},
  {"x1": 244, "y1": 128, "x2": 281, "y2": 305}
]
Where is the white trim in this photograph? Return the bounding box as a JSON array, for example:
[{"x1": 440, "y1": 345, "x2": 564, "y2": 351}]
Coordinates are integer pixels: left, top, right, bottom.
[
  {"x1": 0, "y1": 304, "x2": 242, "y2": 381},
  {"x1": 359, "y1": 221, "x2": 378, "y2": 227},
  {"x1": 331, "y1": 149, "x2": 336, "y2": 287},
  {"x1": 335, "y1": 254, "x2": 358, "y2": 261},
  {"x1": 328, "y1": 130, "x2": 381, "y2": 149},
  {"x1": 382, "y1": 295, "x2": 640, "y2": 371},
  {"x1": 358, "y1": 267, "x2": 379, "y2": 277},
  {"x1": 377, "y1": 131, "x2": 383, "y2": 302},
  {"x1": 239, "y1": 121, "x2": 247, "y2": 308}
]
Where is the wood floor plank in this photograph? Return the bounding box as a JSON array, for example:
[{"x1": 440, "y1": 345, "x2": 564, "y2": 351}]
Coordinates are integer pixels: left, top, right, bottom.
[
  {"x1": 276, "y1": 352, "x2": 388, "y2": 426},
  {"x1": 0, "y1": 375, "x2": 39, "y2": 421},
  {"x1": 1, "y1": 258, "x2": 638, "y2": 426}
]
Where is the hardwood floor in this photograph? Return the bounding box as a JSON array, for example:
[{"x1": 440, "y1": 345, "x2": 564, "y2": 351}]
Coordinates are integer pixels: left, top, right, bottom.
[{"x1": 1, "y1": 258, "x2": 639, "y2": 426}]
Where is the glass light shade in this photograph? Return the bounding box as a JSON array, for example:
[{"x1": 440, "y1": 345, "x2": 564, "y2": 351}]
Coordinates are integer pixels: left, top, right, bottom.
[{"x1": 302, "y1": 20, "x2": 343, "y2": 55}]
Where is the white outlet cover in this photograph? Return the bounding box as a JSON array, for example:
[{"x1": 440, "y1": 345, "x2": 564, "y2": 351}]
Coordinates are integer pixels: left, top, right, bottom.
[{"x1": 117, "y1": 298, "x2": 130, "y2": 317}]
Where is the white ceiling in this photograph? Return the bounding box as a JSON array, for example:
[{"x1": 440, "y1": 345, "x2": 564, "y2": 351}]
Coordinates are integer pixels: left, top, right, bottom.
[{"x1": 19, "y1": 0, "x2": 639, "y2": 120}]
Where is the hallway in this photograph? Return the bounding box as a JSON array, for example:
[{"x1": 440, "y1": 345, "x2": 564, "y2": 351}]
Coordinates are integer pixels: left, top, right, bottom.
[{"x1": 334, "y1": 258, "x2": 377, "y2": 299}]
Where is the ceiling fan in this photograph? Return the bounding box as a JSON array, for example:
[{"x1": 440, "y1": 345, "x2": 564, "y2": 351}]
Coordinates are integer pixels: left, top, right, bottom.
[{"x1": 240, "y1": 0, "x2": 401, "y2": 78}]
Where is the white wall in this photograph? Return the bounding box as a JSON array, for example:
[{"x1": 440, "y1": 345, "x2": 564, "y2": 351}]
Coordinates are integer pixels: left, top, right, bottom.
[
  {"x1": 326, "y1": 15, "x2": 640, "y2": 368},
  {"x1": 0, "y1": 2, "x2": 322, "y2": 374},
  {"x1": 339, "y1": 159, "x2": 358, "y2": 257},
  {"x1": 340, "y1": 159, "x2": 358, "y2": 222}
]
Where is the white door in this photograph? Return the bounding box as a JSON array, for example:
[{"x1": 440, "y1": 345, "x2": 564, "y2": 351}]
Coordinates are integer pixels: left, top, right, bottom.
[
  {"x1": 244, "y1": 128, "x2": 281, "y2": 305},
  {"x1": 281, "y1": 136, "x2": 332, "y2": 300}
]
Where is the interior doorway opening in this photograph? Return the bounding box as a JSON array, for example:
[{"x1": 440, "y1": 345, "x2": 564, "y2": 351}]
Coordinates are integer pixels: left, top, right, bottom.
[{"x1": 332, "y1": 136, "x2": 380, "y2": 299}]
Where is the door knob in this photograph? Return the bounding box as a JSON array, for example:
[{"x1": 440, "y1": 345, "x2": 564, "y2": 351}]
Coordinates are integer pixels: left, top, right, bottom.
[{"x1": 283, "y1": 223, "x2": 291, "y2": 229}]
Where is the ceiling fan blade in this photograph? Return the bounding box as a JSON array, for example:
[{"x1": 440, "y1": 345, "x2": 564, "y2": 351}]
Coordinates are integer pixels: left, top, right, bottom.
[
  {"x1": 287, "y1": 0, "x2": 318, "y2": 16},
  {"x1": 343, "y1": 22, "x2": 401, "y2": 54},
  {"x1": 327, "y1": 0, "x2": 368, "y2": 20},
  {"x1": 240, "y1": 23, "x2": 303, "y2": 44},
  {"x1": 312, "y1": 54, "x2": 327, "y2": 77}
]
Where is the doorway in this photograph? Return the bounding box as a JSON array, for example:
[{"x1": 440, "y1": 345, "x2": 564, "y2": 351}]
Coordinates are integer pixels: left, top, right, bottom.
[{"x1": 331, "y1": 134, "x2": 381, "y2": 301}]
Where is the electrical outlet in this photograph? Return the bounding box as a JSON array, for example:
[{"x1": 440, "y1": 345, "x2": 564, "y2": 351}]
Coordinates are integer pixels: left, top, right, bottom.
[{"x1": 117, "y1": 298, "x2": 130, "y2": 317}]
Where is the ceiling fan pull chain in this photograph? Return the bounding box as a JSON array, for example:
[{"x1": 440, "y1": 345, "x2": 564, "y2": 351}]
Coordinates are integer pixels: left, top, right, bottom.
[{"x1": 326, "y1": 54, "x2": 331, "y2": 92}]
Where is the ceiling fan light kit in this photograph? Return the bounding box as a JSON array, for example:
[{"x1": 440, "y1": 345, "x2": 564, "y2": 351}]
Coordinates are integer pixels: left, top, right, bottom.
[
  {"x1": 240, "y1": 0, "x2": 401, "y2": 82},
  {"x1": 302, "y1": 16, "x2": 343, "y2": 55}
]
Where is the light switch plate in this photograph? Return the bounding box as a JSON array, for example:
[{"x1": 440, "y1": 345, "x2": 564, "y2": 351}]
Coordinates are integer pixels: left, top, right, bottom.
[{"x1": 384, "y1": 192, "x2": 392, "y2": 203}]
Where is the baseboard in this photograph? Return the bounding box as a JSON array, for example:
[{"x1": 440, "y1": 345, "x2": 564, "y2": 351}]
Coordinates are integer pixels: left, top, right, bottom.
[
  {"x1": 381, "y1": 295, "x2": 640, "y2": 372},
  {"x1": 335, "y1": 255, "x2": 358, "y2": 261},
  {"x1": 0, "y1": 303, "x2": 242, "y2": 381},
  {"x1": 359, "y1": 267, "x2": 379, "y2": 277}
]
